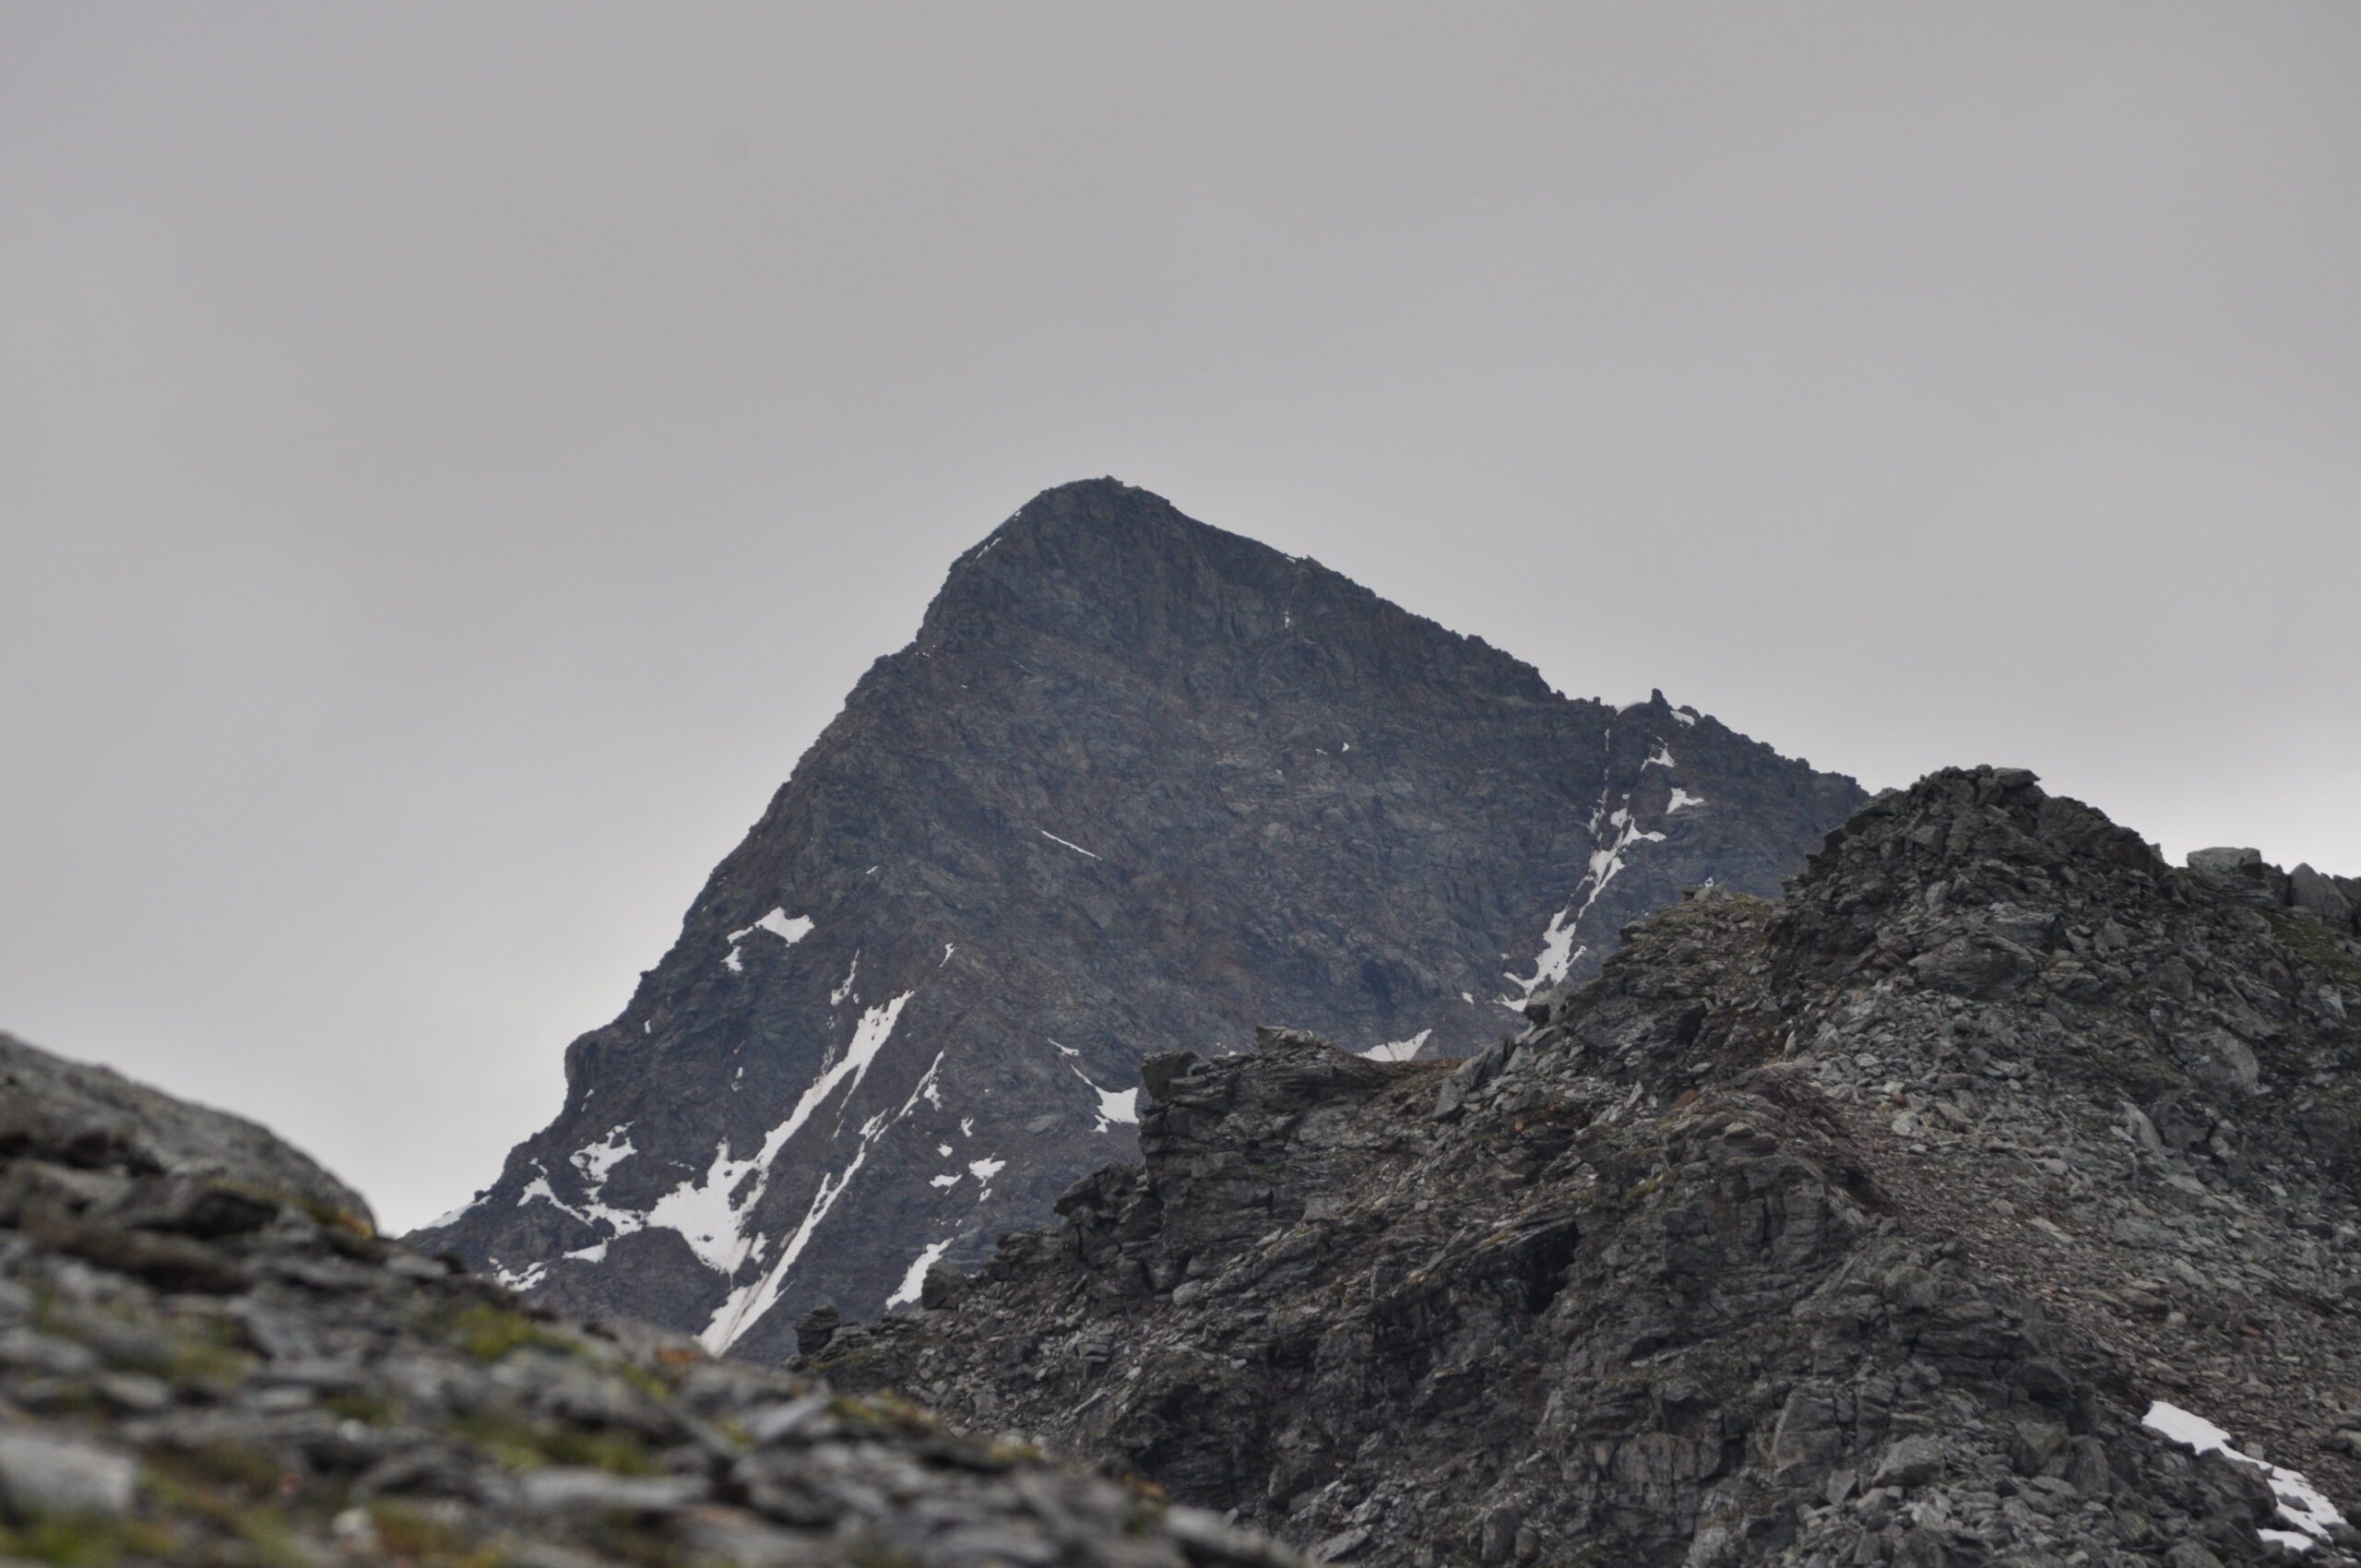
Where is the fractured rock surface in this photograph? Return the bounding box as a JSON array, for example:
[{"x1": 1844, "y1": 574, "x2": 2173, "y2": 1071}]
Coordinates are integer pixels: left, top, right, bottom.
[
  {"x1": 0, "y1": 1029, "x2": 1299, "y2": 1568},
  {"x1": 820, "y1": 768, "x2": 2361, "y2": 1567},
  {"x1": 417, "y1": 479, "x2": 1860, "y2": 1360}
]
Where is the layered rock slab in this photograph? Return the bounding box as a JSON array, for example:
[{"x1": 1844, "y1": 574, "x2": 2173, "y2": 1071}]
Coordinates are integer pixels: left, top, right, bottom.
[
  {"x1": 417, "y1": 479, "x2": 1861, "y2": 1360},
  {"x1": 820, "y1": 768, "x2": 2361, "y2": 1567}
]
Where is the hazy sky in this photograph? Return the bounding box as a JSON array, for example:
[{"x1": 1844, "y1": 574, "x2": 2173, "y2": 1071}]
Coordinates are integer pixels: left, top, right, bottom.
[{"x1": 5, "y1": 4, "x2": 2355, "y2": 1232}]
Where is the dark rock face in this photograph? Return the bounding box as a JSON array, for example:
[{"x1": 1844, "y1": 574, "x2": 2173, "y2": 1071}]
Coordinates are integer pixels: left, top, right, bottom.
[
  {"x1": 0, "y1": 1028, "x2": 1301, "y2": 1568},
  {"x1": 414, "y1": 480, "x2": 1861, "y2": 1360},
  {"x1": 821, "y1": 768, "x2": 2361, "y2": 1567}
]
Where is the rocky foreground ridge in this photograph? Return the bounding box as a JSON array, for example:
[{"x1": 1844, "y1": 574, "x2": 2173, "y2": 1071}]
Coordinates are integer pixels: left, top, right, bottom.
[
  {"x1": 817, "y1": 769, "x2": 2361, "y2": 1568},
  {"x1": 420, "y1": 479, "x2": 1861, "y2": 1360},
  {"x1": 0, "y1": 1029, "x2": 1299, "y2": 1568}
]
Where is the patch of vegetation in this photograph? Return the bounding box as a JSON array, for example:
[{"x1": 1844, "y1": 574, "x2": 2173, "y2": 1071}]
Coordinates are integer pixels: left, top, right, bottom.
[
  {"x1": 450, "y1": 1409, "x2": 653, "y2": 1475},
  {"x1": 1123, "y1": 1480, "x2": 1169, "y2": 1537},
  {"x1": 0, "y1": 1511, "x2": 175, "y2": 1568},
  {"x1": 429, "y1": 1301, "x2": 576, "y2": 1362},
  {"x1": 141, "y1": 1466, "x2": 316, "y2": 1568},
  {"x1": 2267, "y1": 910, "x2": 2361, "y2": 991},
  {"x1": 829, "y1": 1390, "x2": 941, "y2": 1435},
  {"x1": 289, "y1": 1192, "x2": 375, "y2": 1239},
  {"x1": 323, "y1": 1390, "x2": 396, "y2": 1424},
  {"x1": 159, "y1": 1439, "x2": 286, "y2": 1495},
  {"x1": 368, "y1": 1500, "x2": 468, "y2": 1558},
  {"x1": 846, "y1": 1545, "x2": 921, "y2": 1568}
]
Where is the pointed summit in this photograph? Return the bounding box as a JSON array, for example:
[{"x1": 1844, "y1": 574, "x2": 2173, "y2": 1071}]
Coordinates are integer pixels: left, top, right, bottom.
[{"x1": 415, "y1": 483, "x2": 1862, "y2": 1359}]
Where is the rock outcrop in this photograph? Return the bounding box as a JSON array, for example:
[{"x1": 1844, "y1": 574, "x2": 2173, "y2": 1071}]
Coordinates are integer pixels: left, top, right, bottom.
[
  {"x1": 819, "y1": 769, "x2": 2361, "y2": 1567},
  {"x1": 417, "y1": 479, "x2": 1862, "y2": 1360},
  {"x1": 0, "y1": 1029, "x2": 1300, "y2": 1568}
]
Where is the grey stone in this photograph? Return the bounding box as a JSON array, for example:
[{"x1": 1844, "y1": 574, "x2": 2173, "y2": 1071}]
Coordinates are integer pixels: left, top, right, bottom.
[
  {"x1": 920, "y1": 1257, "x2": 969, "y2": 1310},
  {"x1": 1477, "y1": 1506, "x2": 1522, "y2": 1564},
  {"x1": 792, "y1": 1303, "x2": 840, "y2": 1357},
  {"x1": 1313, "y1": 1527, "x2": 1371, "y2": 1562},
  {"x1": 744, "y1": 1393, "x2": 833, "y2": 1445},
  {"x1": 2291, "y1": 864, "x2": 2354, "y2": 925},
  {"x1": 516, "y1": 1467, "x2": 708, "y2": 1513},
  {"x1": 0, "y1": 1430, "x2": 136, "y2": 1516},
  {"x1": 2185, "y1": 848, "x2": 2290, "y2": 909},
  {"x1": 2177, "y1": 1028, "x2": 2260, "y2": 1096},
  {"x1": 1871, "y1": 1436, "x2": 1945, "y2": 1491}
]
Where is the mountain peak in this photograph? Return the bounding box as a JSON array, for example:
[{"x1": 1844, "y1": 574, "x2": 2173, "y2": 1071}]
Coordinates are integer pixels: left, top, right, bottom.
[{"x1": 416, "y1": 486, "x2": 1862, "y2": 1360}]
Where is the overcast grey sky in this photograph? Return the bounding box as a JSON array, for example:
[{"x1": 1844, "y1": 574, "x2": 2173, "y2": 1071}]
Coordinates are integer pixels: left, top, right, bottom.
[{"x1": 4, "y1": 4, "x2": 2355, "y2": 1232}]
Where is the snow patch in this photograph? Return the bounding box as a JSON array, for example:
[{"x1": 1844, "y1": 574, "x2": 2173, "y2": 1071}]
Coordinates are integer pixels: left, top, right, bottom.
[
  {"x1": 644, "y1": 992, "x2": 914, "y2": 1277},
  {"x1": 725, "y1": 909, "x2": 813, "y2": 971},
  {"x1": 570, "y1": 1125, "x2": 636, "y2": 1187},
  {"x1": 1064, "y1": 1061, "x2": 1140, "y2": 1131},
  {"x1": 930, "y1": 1173, "x2": 960, "y2": 1189},
  {"x1": 1644, "y1": 744, "x2": 1676, "y2": 768},
  {"x1": 423, "y1": 1193, "x2": 484, "y2": 1231},
  {"x1": 894, "y1": 1052, "x2": 945, "y2": 1123},
  {"x1": 1502, "y1": 790, "x2": 1664, "y2": 1002},
  {"x1": 967, "y1": 1157, "x2": 1006, "y2": 1182},
  {"x1": 2144, "y1": 1400, "x2": 2346, "y2": 1549},
  {"x1": 772, "y1": 992, "x2": 915, "y2": 1148},
  {"x1": 884, "y1": 1239, "x2": 955, "y2": 1309},
  {"x1": 1361, "y1": 1029, "x2": 1430, "y2": 1063},
  {"x1": 830, "y1": 953, "x2": 860, "y2": 1007},
  {"x1": 492, "y1": 1259, "x2": 549, "y2": 1293},
  {"x1": 1502, "y1": 906, "x2": 1587, "y2": 1001},
  {"x1": 1667, "y1": 788, "x2": 1705, "y2": 813},
  {"x1": 564, "y1": 1241, "x2": 609, "y2": 1265},
  {"x1": 757, "y1": 909, "x2": 814, "y2": 944},
  {"x1": 686, "y1": 1004, "x2": 933, "y2": 1354},
  {"x1": 1040, "y1": 830, "x2": 1103, "y2": 861},
  {"x1": 699, "y1": 1108, "x2": 888, "y2": 1352},
  {"x1": 1672, "y1": 707, "x2": 1697, "y2": 726}
]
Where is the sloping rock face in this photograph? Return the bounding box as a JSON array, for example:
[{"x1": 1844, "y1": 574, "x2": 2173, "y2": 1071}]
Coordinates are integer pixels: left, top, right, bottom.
[
  {"x1": 0, "y1": 1029, "x2": 1301, "y2": 1568},
  {"x1": 820, "y1": 768, "x2": 2361, "y2": 1567},
  {"x1": 417, "y1": 479, "x2": 1862, "y2": 1361},
  {"x1": 0, "y1": 1030, "x2": 367, "y2": 1225}
]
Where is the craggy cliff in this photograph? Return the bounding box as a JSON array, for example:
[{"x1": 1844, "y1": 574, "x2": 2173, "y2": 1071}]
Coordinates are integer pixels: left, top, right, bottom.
[
  {"x1": 417, "y1": 480, "x2": 1861, "y2": 1361},
  {"x1": 819, "y1": 769, "x2": 2361, "y2": 1568},
  {"x1": 0, "y1": 1028, "x2": 1300, "y2": 1568}
]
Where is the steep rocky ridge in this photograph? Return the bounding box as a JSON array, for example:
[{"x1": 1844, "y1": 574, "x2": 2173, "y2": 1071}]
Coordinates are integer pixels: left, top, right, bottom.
[
  {"x1": 417, "y1": 480, "x2": 1861, "y2": 1361},
  {"x1": 0, "y1": 1028, "x2": 1300, "y2": 1568},
  {"x1": 819, "y1": 769, "x2": 2361, "y2": 1568}
]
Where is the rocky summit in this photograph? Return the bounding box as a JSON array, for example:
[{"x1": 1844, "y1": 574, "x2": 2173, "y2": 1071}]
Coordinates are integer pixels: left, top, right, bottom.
[
  {"x1": 0, "y1": 1028, "x2": 1301, "y2": 1568},
  {"x1": 817, "y1": 769, "x2": 2361, "y2": 1568},
  {"x1": 414, "y1": 480, "x2": 1862, "y2": 1362}
]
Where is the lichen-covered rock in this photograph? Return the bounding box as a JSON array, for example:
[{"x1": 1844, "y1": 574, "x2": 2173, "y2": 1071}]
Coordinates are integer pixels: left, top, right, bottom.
[
  {"x1": 0, "y1": 1030, "x2": 1302, "y2": 1568},
  {"x1": 823, "y1": 768, "x2": 2361, "y2": 1567}
]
